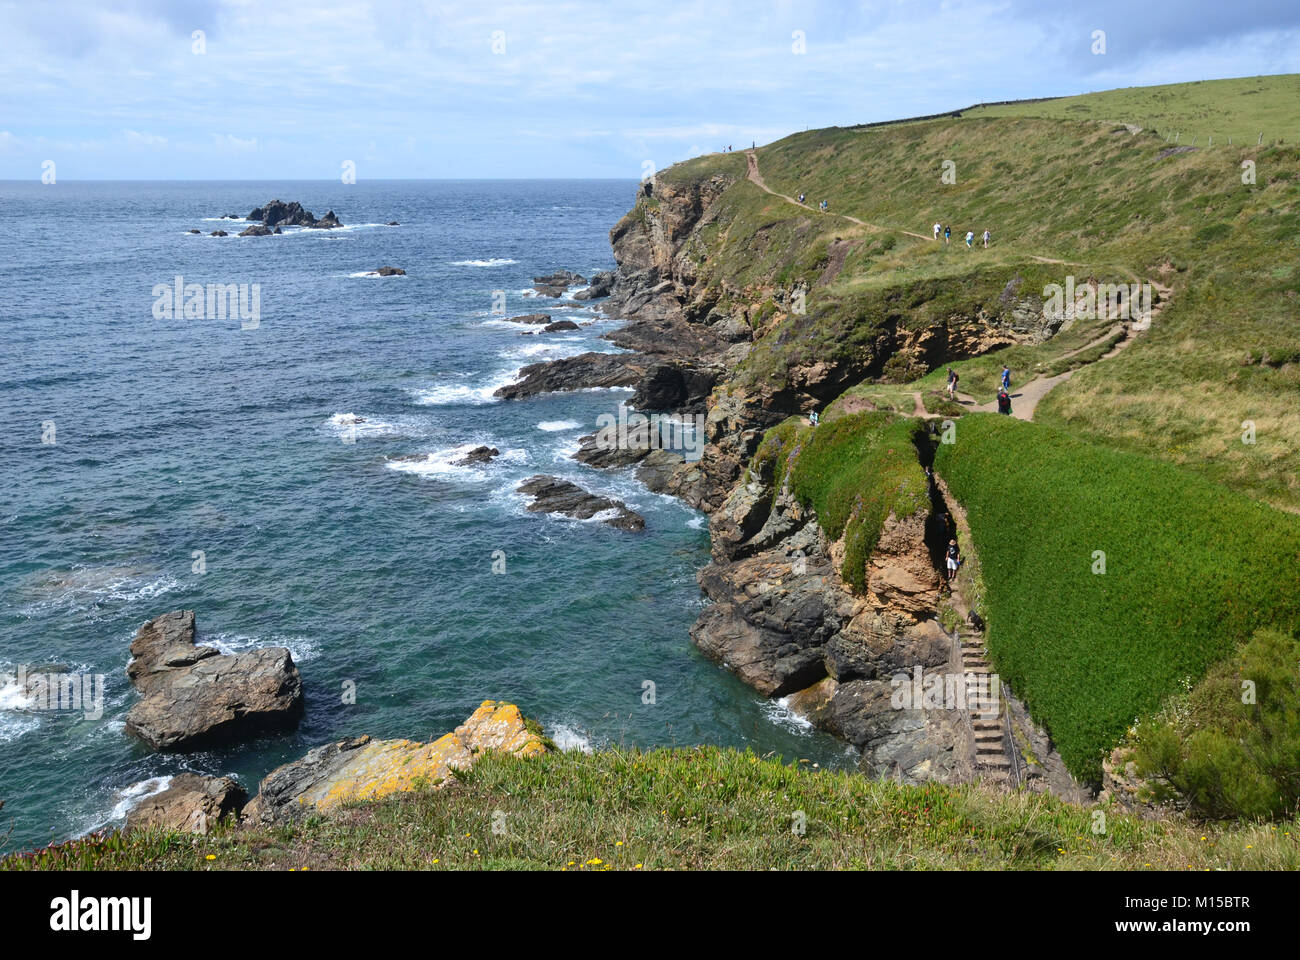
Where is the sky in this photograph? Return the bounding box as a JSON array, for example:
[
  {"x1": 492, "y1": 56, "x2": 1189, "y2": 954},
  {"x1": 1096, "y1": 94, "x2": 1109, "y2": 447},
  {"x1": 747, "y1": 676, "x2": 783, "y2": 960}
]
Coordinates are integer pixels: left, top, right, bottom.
[{"x1": 1, "y1": 0, "x2": 1298, "y2": 179}]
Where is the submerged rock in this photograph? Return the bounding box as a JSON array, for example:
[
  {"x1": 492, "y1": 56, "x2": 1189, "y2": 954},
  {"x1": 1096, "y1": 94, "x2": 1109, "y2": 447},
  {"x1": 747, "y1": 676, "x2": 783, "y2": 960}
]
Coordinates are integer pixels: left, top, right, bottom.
[
  {"x1": 124, "y1": 773, "x2": 246, "y2": 834},
  {"x1": 242, "y1": 700, "x2": 550, "y2": 824},
  {"x1": 187, "y1": 229, "x2": 201, "y2": 234},
  {"x1": 516, "y1": 475, "x2": 645, "y2": 530},
  {"x1": 375, "y1": 265, "x2": 406, "y2": 276},
  {"x1": 210, "y1": 230, "x2": 228, "y2": 237},
  {"x1": 532, "y1": 269, "x2": 585, "y2": 297},
  {"x1": 124, "y1": 610, "x2": 303, "y2": 752}
]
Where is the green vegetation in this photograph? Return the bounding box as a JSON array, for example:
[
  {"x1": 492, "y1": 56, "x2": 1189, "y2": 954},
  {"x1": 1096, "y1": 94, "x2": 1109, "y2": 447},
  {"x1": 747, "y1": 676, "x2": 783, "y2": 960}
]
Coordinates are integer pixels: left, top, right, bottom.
[
  {"x1": 6, "y1": 747, "x2": 1299, "y2": 871},
  {"x1": 964, "y1": 75, "x2": 1300, "y2": 146},
  {"x1": 933, "y1": 415, "x2": 1300, "y2": 782},
  {"x1": 1131, "y1": 628, "x2": 1300, "y2": 820},
  {"x1": 647, "y1": 74, "x2": 1300, "y2": 509},
  {"x1": 761, "y1": 413, "x2": 930, "y2": 590}
]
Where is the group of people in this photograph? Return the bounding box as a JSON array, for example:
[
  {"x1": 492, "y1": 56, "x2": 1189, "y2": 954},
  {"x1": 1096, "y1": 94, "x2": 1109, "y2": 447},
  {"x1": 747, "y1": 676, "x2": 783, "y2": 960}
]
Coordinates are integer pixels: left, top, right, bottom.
[
  {"x1": 795, "y1": 192, "x2": 830, "y2": 212},
  {"x1": 947, "y1": 364, "x2": 1014, "y2": 415},
  {"x1": 933, "y1": 222, "x2": 991, "y2": 248}
]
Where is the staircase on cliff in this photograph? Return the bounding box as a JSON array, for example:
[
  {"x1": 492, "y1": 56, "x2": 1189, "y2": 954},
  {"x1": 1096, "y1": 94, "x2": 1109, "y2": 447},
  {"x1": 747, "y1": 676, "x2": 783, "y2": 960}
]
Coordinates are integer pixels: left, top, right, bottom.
[{"x1": 957, "y1": 619, "x2": 1013, "y2": 783}]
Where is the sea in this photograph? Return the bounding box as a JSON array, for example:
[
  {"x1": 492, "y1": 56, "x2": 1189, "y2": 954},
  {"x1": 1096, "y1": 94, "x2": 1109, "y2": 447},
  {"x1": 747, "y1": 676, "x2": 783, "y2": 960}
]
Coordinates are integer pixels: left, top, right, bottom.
[{"x1": 0, "y1": 179, "x2": 853, "y2": 852}]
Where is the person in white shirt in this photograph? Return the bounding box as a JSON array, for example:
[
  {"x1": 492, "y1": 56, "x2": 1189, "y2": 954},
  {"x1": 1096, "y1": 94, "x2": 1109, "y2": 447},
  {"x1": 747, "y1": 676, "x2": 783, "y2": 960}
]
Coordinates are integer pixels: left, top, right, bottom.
[
  {"x1": 982, "y1": 229, "x2": 991, "y2": 248},
  {"x1": 933, "y1": 222, "x2": 941, "y2": 241},
  {"x1": 965, "y1": 230, "x2": 974, "y2": 248}
]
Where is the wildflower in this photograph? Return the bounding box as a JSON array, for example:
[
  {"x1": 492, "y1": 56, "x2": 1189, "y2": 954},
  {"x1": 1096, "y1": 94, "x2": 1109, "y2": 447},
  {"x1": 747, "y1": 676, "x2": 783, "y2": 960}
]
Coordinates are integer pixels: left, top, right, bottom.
[{"x1": 205, "y1": 854, "x2": 216, "y2": 861}]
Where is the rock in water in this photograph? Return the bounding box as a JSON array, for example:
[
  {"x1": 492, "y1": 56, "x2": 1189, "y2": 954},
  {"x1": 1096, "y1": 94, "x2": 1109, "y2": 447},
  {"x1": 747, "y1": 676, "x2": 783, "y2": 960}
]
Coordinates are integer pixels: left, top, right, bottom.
[
  {"x1": 124, "y1": 774, "x2": 246, "y2": 834},
  {"x1": 239, "y1": 224, "x2": 272, "y2": 237},
  {"x1": 515, "y1": 475, "x2": 645, "y2": 530},
  {"x1": 374, "y1": 265, "x2": 405, "y2": 276},
  {"x1": 244, "y1": 199, "x2": 344, "y2": 230},
  {"x1": 505, "y1": 312, "x2": 551, "y2": 324},
  {"x1": 187, "y1": 229, "x2": 201, "y2": 234},
  {"x1": 124, "y1": 610, "x2": 303, "y2": 751},
  {"x1": 242, "y1": 700, "x2": 551, "y2": 824},
  {"x1": 210, "y1": 230, "x2": 228, "y2": 237},
  {"x1": 573, "y1": 269, "x2": 615, "y2": 300},
  {"x1": 452, "y1": 445, "x2": 499, "y2": 465},
  {"x1": 543, "y1": 319, "x2": 580, "y2": 332},
  {"x1": 532, "y1": 269, "x2": 585, "y2": 297},
  {"x1": 311, "y1": 209, "x2": 343, "y2": 229}
]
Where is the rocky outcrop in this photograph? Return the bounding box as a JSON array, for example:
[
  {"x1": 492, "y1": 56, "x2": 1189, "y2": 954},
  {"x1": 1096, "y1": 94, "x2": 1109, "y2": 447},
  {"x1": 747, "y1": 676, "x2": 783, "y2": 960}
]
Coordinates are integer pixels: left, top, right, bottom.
[
  {"x1": 516, "y1": 475, "x2": 645, "y2": 530},
  {"x1": 375, "y1": 265, "x2": 405, "y2": 276},
  {"x1": 573, "y1": 269, "x2": 615, "y2": 300},
  {"x1": 245, "y1": 200, "x2": 344, "y2": 230},
  {"x1": 124, "y1": 610, "x2": 303, "y2": 751},
  {"x1": 544, "y1": 319, "x2": 580, "y2": 332},
  {"x1": 453, "y1": 445, "x2": 499, "y2": 465},
  {"x1": 689, "y1": 461, "x2": 971, "y2": 783},
  {"x1": 242, "y1": 700, "x2": 550, "y2": 824},
  {"x1": 506, "y1": 313, "x2": 552, "y2": 325},
  {"x1": 210, "y1": 230, "x2": 228, "y2": 237},
  {"x1": 124, "y1": 774, "x2": 246, "y2": 834},
  {"x1": 533, "y1": 269, "x2": 585, "y2": 297},
  {"x1": 239, "y1": 224, "x2": 272, "y2": 237},
  {"x1": 494, "y1": 352, "x2": 649, "y2": 399},
  {"x1": 630, "y1": 360, "x2": 719, "y2": 413}
]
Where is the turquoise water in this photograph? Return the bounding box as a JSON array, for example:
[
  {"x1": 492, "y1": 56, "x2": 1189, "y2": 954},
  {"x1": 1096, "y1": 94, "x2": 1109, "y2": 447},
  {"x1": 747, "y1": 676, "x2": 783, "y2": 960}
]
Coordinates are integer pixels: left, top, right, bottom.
[{"x1": 0, "y1": 180, "x2": 852, "y2": 851}]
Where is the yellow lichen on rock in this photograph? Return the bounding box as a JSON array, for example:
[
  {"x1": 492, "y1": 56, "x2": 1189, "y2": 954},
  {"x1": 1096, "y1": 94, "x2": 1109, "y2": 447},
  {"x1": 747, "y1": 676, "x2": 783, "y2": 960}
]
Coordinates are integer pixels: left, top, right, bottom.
[{"x1": 455, "y1": 699, "x2": 550, "y2": 757}]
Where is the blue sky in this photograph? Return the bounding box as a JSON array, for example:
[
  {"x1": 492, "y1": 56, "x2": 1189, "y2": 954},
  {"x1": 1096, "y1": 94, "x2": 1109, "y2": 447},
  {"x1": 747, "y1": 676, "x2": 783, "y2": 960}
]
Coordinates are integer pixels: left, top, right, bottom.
[{"x1": 1, "y1": 0, "x2": 1298, "y2": 179}]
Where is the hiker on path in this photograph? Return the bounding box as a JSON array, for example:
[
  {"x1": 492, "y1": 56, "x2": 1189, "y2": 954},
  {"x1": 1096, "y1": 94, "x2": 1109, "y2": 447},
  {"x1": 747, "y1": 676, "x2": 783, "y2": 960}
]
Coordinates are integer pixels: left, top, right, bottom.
[
  {"x1": 946, "y1": 367, "x2": 960, "y2": 400},
  {"x1": 809, "y1": 410, "x2": 820, "y2": 427},
  {"x1": 933, "y1": 221, "x2": 941, "y2": 240},
  {"x1": 1001, "y1": 365, "x2": 1011, "y2": 391},
  {"x1": 798, "y1": 193, "x2": 805, "y2": 204},
  {"x1": 982, "y1": 229, "x2": 991, "y2": 248},
  {"x1": 997, "y1": 389, "x2": 1012, "y2": 415},
  {"x1": 943, "y1": 225, "x2": 951, "y2": 244},
  {"x1": 946, "y1": 539, "x2": 962, "y2": 582},
  {"x1": 965, "y1": 230, "x2": 974, "y2": 248}
]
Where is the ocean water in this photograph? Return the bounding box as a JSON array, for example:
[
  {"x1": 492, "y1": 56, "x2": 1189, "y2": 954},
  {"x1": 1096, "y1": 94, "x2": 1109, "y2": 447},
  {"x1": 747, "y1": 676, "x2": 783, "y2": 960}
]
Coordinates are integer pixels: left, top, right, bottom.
[{"x1": 0, "y1": 179, "x2": 852, "y2": 852}]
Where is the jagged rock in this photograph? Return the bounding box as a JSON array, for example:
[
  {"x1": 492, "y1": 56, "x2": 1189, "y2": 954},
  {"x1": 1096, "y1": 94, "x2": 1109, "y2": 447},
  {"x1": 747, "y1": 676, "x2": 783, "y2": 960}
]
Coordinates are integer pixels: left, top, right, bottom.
[
  {"x1": 573, "y1": 270, "x2": 615, "y2": 300},
  {"x1": 239, "y1": 224, "x2": 272, "y2": 237},
  {"x1": 505, "y1": 313, "x2": 551, "y2": 325},
  {"x1": 124, "y1": 610, "x2": 303, "y2": 752},
  {"x1": 532, "y1": 270, "x2": 585, "y2": 296},
  {"x1": 494, "y1": 352, "x2": 649, "y2": 399},
  {"x1": 124, "y1": 774, "x2": 246, "y2": 834},
  {"x1": 241, "y1": 700, "x2": 550, "y2": 824},
  {"x1": 516, "y1": 475, "x2": 645, "y2": 530},
  {"x1": 375, "y1": 265, "x2": 405, "y2": 276},
  {"x1": 245, "y1": 199, "x2": 343, "y2": 230},
  {"x1": 544, "y1": 319, "x2": 580, "y2": 332},
  {"x1": 636, "y1": 449, "x2": 686, "y2": 493},
  {"x1": 630, "y1": 360, "x2": 719, "y2": 413},
  {"x1": 453, "y1": 445, "x2": 499, "y2": 466}
]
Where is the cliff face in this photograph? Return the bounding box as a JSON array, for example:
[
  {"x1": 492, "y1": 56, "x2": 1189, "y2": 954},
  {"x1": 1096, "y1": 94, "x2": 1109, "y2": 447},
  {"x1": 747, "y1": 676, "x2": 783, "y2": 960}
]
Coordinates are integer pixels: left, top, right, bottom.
[{"x1": 593, "y1": 161, "x2": 1059, "y2": 781}]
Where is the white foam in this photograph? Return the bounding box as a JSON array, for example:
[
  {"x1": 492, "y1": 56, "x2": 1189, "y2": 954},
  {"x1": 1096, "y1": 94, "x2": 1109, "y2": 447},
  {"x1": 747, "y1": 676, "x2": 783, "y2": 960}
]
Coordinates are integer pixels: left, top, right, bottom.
[
  {"x1": 549, "y1": 723, "x2": 593, "y2": 753},
  {"x1": 537, "y1": 420, "x2": 581, "y2": 432},
  {"x1": 686, "y1": 515, "x2": 706, "y2": 529},
  {"x1": 206, "y1": 632, "x2": 320, "y2": 664},
  {"x1": 386, "y1": 444, "x2": 528, "y2": 480},
  {"x1": 325, "y1": 412, "x2": 400, "y2": 439},
  {"x1": 348, "y1": 270, "x2": 406, "y2": 279},
  {"x1": 759, "y1": 696, "x2": 814, "y2": 734},
  {"x1": 108, "y1": 776, "x2": 174, "y2": 822},
  {"x1": 449, "y1": 258, "x2": 518, "y2": 267},
  {"x1": 409, "y1": 369, "x2": 522, "y2": 406}
]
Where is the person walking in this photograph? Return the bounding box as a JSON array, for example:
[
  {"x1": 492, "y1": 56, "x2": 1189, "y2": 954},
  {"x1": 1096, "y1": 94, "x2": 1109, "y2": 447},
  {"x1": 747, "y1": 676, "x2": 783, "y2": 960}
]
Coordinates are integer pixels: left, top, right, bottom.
[
  {"x1": 997, "y1": 388, "x2": 1012, "y2": 415},
  {"x1": 933, "y1": 221, "x2": 941, "y2": 241},
  {"x1": 943, "y1": 225, "x2": 951, "y2": 244},
  {"x1": 965, "y1": 230, "x2": 974, "y2": 248},
  {"x1": 982, "y1": 228, "x2": 991, "y2": 248},
  {"x1": 1001, "y1": 365, "x2": 1011, "y2": 391},
  {"x1": 946, "y1": 367, "x2": 960, "y2": 400}
]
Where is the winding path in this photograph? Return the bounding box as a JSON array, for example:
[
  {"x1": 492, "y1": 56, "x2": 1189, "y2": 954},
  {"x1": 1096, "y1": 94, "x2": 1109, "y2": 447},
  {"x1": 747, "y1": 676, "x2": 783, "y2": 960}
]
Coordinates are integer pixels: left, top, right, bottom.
[{"x1": 742, "y1": 150, "x2": 1174, "y2": 421}]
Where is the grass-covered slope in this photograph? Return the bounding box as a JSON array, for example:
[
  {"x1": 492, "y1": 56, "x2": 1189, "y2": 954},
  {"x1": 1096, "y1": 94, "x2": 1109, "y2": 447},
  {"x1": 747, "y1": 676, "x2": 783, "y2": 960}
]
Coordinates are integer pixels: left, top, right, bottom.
[
  {"x1": 753, "y1": 412, "x2": 929, "y2": 589},
  {"x1": 934, "y1": 414, "x2": 1300, "y2": 782},
  {"x1": 964, "y1": 74, "x2": 1300, "y2": 145},
  {"x1": 6, "y1": 747, "x2": 1299, "y2": 871},
  {"x1": 659, "y1": 74, "x2": 1300, "y2": 509}
]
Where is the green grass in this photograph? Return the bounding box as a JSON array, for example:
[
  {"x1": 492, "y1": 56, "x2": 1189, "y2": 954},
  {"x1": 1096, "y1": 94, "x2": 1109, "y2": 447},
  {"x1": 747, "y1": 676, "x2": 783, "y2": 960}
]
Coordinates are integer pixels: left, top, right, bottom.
[
  {"x1": 964, "y1": 75, "x2": 1300, "y2": 147},
  {"x1": 644, "y1": 77, "x2": 1300, "y2": 508},
  {"x1": 6, "y1": 747, "x2": 1299, "y2": 871},
  {"x1": 760, "y1": 413, "x2": 930, "y2": 589},
  {"x1": 933, "y1": 415, "x2": 1300, "y2": 782}
]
